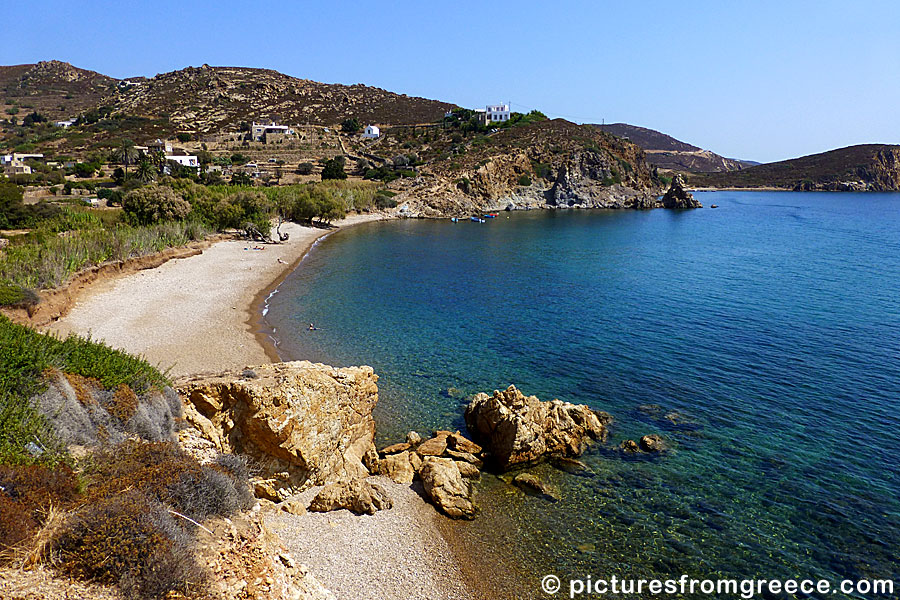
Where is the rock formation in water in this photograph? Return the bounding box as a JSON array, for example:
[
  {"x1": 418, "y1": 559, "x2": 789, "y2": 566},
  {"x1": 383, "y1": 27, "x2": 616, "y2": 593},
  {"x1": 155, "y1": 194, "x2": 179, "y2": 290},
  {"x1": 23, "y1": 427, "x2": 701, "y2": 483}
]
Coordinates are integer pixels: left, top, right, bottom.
[
  {"x1": 661, "y1": 174, "x2": 702, "y2": 208},
  {"x1": 464, "y1": 385, "x2": 611, "y2": 470},
  {"x1": 176, "y1": 361, "x2": 378, "y2": 500},
  {"x1": 419, "y1": 457, "x2": 478, "y2": 520}
]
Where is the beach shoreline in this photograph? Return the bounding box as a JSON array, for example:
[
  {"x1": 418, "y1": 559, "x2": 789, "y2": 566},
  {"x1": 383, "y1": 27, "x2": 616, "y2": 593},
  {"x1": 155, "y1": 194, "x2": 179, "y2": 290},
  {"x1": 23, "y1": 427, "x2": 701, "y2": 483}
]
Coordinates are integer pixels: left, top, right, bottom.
[
  {"x1": 48, "y1": 213, "x2": 387, "y2": 376},
  {"x1": 48, "y1": 212, "x2": 490, "y2": 600}
]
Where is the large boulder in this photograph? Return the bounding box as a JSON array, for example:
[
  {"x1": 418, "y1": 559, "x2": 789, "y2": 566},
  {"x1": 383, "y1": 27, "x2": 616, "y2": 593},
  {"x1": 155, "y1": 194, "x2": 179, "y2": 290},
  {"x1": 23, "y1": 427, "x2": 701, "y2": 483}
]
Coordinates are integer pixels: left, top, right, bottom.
[
  {"x1": 177, "y1": 361, "x2": 378, "y2": 499},
  {"x1": 307, "y1": 478, "x2": 392, "y2": 515},
  {"x1": 661, "y1": 174, "x2": 702, "y2": 209},
  {"x1": 419, "y1": 457, "x2": 477, "y2": 520},
  {"x1": 464, "y1": 385, "x2": 610, "y2": 470}
]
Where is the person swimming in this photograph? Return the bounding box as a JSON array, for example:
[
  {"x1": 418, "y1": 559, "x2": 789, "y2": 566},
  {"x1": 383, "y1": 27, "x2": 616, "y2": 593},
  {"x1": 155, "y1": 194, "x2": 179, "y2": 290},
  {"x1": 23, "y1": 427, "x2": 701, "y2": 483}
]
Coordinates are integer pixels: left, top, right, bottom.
[{"x1": 308, "y1": 323, "x2": 317, "y2": 331}]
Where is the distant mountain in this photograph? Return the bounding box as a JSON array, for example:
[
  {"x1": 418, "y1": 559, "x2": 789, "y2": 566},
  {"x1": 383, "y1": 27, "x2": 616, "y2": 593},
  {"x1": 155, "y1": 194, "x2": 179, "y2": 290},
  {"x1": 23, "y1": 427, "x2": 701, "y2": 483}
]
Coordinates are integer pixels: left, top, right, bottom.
[
  {"x1": 594, "y1": 123, "x2": 756, "y2": 173},
  {"x1": 688, "y1": 144, "x2": 900, "y2": 191}
]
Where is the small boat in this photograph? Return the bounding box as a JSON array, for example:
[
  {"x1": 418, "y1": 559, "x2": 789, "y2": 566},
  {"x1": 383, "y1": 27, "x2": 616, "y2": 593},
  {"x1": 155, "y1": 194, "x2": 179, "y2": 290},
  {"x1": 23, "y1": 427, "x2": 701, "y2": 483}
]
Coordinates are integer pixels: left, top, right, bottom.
[
  {"x1": 470, "y1": 216, "x2": 485, "y2": 223},
  {"x1": 451, "y1": 217, "x2": 459, "y2": 222},
  {"x1": 710, "y1": 204, "x2": 719, "y2": 209},
  {"x1": 483, "y1": 213, "x2": 498, "y2": 218}
]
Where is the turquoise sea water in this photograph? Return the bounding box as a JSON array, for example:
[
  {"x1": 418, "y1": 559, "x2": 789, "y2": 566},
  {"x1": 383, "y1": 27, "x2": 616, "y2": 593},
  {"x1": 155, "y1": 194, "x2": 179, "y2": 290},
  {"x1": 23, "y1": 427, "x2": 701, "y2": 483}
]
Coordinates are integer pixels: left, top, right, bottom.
[{"x1": 264, "y1": 192, "x2": 900, "y2": 598}]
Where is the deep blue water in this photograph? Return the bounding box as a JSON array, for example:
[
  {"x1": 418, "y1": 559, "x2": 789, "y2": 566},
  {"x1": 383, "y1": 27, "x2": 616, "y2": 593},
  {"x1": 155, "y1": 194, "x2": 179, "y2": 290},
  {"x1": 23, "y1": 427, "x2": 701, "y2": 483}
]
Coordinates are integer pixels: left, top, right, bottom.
[{"x1": 265, "y1": 192, "x2": 900, "y2": 598}]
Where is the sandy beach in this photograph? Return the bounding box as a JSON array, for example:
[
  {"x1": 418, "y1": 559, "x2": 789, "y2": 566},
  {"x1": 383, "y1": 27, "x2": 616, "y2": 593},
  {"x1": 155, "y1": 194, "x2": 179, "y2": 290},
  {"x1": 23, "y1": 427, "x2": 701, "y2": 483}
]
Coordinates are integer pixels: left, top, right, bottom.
[
  {"x1": 48, "y1": 214, "x2": 383, "y2": 376},
  {"x1": 48, "y1": 213, "x2": 484, "y2": 600}
]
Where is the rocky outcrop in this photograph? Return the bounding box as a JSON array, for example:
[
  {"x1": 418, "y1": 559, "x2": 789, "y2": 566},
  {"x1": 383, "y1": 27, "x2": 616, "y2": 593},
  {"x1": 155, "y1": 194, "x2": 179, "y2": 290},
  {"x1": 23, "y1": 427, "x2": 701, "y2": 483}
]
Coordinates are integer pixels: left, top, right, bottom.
[
  {"x1": 464, "y1": 385, "x2": 610, "y2": 470},
  {"x1": 661, "y1": 174, "x2": 702, "y2": 208},
  {"x1": 391, "y1": 120, "x2": 662, "y2": 217},
  {"x1": 639, "y1": 434, "x2": 668, "y2": 452},
  {"x1": 177, "y1": 361, "x2": 378, "y2": 500},
  {"x1": 419, "y1": 458, "x2": 478, "y2": 520},
  {"x1": 307, "y1": 478, "x2": 392, "y2": 515}
]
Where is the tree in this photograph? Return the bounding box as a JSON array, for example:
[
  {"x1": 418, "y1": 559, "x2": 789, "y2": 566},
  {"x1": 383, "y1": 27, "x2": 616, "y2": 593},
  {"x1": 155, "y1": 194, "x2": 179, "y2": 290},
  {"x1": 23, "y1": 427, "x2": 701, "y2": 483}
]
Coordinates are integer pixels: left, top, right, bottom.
[
  {"x1": 74, "y1": 162, "x2": 96, "y2": 178},
  {"x1": 135, "y1": 157, "x2": 156, "y2": 183},
  {"x1": 112, "y1": 167, "x2": 126, "y2": 186},
  {"x1": 296, "y1": 162, "x2": 313, "y2": 175},
  {"x1": 122, "y1": 184, "x2": 191, "y2": 225},
  {"x1": 321, "y1": 156, "x2": 347, "y2": 180},
  {"x1": 114, "y1": 139, "x2": 138, "y2": 179},
  {"x1": 341, "y1": 118, "x2": 361, "y2": 134},
  {"x1": 230, "y1": 173, "x2": 252, "y2": 186}
]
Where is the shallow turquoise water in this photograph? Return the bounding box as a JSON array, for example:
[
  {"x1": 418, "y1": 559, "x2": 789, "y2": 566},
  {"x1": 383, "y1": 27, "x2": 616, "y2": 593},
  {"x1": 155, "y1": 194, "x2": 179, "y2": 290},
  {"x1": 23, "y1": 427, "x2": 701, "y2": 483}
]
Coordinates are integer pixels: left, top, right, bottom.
[{"x1": 265, "y1": 192, "x2": 900, "y2": 598}]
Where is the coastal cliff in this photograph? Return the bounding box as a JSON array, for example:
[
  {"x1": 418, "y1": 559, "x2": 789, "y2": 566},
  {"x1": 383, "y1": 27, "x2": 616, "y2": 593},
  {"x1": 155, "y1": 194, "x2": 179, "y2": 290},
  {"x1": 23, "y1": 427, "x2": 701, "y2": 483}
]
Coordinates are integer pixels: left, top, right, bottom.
[
  {"x1": 689, "y1": 144, "x2": 900, "y2": 191},
  {"x1": 389, "y1": 119, "x2": 663, "y2": 217}
]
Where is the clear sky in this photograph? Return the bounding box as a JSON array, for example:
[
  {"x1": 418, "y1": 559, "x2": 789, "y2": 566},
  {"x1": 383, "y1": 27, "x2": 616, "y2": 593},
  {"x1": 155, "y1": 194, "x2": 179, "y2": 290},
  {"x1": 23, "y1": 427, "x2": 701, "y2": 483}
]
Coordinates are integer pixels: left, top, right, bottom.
[{"x1": 3, "y1": 0, "x2": 899, "y2": 163}]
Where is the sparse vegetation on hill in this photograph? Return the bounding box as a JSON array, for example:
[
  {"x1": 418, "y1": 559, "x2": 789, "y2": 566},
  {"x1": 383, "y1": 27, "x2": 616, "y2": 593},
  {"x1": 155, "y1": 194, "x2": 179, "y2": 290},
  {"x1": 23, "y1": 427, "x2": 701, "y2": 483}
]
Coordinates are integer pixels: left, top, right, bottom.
[{"x1": 688, "y1": 144, "x2": 900, "y2": 190}]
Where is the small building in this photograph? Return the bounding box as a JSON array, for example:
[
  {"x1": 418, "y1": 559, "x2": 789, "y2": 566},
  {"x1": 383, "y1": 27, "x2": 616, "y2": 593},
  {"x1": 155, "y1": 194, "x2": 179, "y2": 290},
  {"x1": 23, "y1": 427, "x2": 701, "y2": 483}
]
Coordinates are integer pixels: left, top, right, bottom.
[
  {"x1": 251, "y1": 121, "x2": 295, "y2": 143},
  {"x1": 1, "y1": 153, "x2": 43, "y2": 175},
  {"x1": 149, "y1": 139, "x2": 174, "y2": 154},
  {"x1": 54, "y1": 119, "x2": 76, "y2": 128},
  {"x1": 166, "y1": 155, "x2": 200, "y2": 168},
  {"x1": 362, "y1": 125, "x2": 380, "y2": 139},
  {"x1": 479, "y1": 104, "x2": 510, "y2": 124}
]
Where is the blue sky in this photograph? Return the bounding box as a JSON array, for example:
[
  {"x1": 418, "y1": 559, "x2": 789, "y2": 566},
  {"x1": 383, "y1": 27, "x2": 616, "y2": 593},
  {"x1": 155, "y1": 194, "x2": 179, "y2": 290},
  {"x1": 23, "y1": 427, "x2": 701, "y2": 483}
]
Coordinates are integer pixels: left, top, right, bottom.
[{"x1": 3, "y1": 0, "x2": 899, "y2": 163}]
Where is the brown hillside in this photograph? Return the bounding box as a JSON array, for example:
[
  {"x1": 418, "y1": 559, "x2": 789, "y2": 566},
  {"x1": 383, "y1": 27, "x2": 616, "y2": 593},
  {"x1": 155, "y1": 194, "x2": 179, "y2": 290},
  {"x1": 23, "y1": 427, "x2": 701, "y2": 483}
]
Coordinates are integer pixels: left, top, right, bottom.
[
  {"x1": 0, "y1": 61, "x2": 118, "y2": 121},
  {"x1": 113, "y1": 64, "x2": 456, "y2": 132}
]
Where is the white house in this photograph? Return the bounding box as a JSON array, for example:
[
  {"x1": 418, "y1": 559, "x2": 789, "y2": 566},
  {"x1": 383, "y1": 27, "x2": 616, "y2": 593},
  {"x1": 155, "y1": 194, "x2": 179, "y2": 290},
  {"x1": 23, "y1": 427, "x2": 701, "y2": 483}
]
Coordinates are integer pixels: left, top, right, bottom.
[
  {"x1": 251, "y1": 121, "x2": 295, "y2": 142},
  {"x1": 484, "y1": 104, "x2": 510, "y2": 123},
  {"x1": 362, "y1": 125, "x2": 380, "y2": 139},
  {"x1": 54, "y1": 119, "x2": 76, "y2": 128},
  {"x1": 166, "y1": 155, "x2": 200, "y2": 168}
]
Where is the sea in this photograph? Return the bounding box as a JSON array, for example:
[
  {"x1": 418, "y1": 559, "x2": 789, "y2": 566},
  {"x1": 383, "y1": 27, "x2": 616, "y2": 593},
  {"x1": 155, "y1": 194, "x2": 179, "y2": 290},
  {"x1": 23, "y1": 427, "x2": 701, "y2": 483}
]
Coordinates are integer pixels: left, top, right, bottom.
[{"x1": 263, "y1": 191, "x2": 900, "y2": 599}]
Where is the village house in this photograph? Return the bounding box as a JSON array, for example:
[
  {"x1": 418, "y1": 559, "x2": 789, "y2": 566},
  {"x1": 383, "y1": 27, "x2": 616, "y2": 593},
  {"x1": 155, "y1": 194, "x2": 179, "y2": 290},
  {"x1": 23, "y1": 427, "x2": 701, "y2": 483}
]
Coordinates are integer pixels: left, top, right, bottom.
[
  {"x1": 362, "y1": 125, "x2": 380, "y2": 139},
  {"x1": 251, "y1": 121, "x2": 295, "y2": 143},
  {"x1": 165, "y1": 155, "x2": 200, "y2": 169},
  {"x1": 54, "y1": 118, "x2": 76, "y2": 128},
  {"x1": 477, "y1": 103, "x2": 511, "y2": 125},
  {"x1": 1, "y1": 153, "x2": 44, "y2": 175}
]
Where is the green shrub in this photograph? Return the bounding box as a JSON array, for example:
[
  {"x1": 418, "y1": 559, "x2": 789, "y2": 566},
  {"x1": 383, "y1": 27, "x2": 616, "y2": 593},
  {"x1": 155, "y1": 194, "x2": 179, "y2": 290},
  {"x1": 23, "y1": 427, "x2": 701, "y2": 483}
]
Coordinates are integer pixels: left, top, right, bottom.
[
  {"x1": 321, "y1": 156, "x2": 347, "y2": 180},
  {"x1": 341, "y1": 118, "x2": 361, "y2": 134},
  {"x1": 296, "y1": 162, "x2": 314, "y2": 175},
  {"x1": 517, "y1": 174, "x2": 532, "y2": 187},
  {"x1": 0, "y1": 283, "x2": 39, "y2": 309},
  {"x1": 123, "y1": 185, "x2": 191, "y2": 225}
]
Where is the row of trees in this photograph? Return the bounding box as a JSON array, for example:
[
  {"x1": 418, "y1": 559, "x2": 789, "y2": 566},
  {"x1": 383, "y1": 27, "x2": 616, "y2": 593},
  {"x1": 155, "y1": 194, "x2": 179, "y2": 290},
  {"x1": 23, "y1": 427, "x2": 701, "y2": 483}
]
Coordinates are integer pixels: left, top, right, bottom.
[{"x1": 119, "y1": 181, "x2": 353, "y2": 235}]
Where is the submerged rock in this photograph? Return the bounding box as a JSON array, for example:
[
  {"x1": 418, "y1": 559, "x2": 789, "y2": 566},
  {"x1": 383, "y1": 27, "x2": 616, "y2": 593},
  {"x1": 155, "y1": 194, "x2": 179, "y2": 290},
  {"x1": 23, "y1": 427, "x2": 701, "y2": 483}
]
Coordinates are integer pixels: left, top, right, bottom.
[
  {"x1": 464, "y1": 385, "x2": 610, "y2": 470},
  {"x1": 512, "y1": 473, "x2": 560, "y2": 502},
  {"x1": 639, "y1": 434, "x2": 668, "y2": 453},
  {"x1": 661, "y1": 174, "x2": 702, "y2": 209},
  {"x1": 308, "y1": 478, "x2": 392, "y2": 515},
  {"x1": 419, "y1": 457, "x2": 477, "y2": 519}
]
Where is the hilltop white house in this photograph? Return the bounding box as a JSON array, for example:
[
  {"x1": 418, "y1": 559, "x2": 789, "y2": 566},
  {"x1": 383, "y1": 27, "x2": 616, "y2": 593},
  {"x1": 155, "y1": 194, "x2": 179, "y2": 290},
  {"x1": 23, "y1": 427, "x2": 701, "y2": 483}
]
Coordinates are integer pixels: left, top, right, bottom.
[
  {"x1": 362, "y1": 125, "x2": 380, "y2": 139},
  {"x1": 475, "y1": 104, "x2": 510, "y2": 124},
  {"x1": 164, "y1": 155, "x2": 200, "y2": 174}
]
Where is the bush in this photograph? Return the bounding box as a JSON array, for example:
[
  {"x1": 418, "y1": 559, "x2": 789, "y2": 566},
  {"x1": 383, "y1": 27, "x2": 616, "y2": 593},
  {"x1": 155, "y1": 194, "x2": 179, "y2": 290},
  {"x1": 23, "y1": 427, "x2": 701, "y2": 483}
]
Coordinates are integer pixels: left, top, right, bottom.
[
  {"x1": 123, "y1": 185, "x2": 191, "y2": 225},
  {"x1": 296, "y1": 162, "x2": 313, "y2": 175},
  {"x1": 176, "y1": 133, "x2": 191, "y2": 143},
  {"x1": 54, "y1": 489, "x2": 204, "y2": 599},
  {"x1": 517, "y1": 174, "x2": 532, "y2": 187},
  {"x1": 73, "y1": 163, "x2": 97, "y2": 178},
  {"x1": 321, "y1": 156, "x2": 347, "y2": 180},
  {"x1": 341, "y1": 118, "x2": 361, "y2": 134},
  {"x1": 374, "y1": 190, "x2": 397, "y2": 209},
  {"x1": 0, "y1": 462, "x2": 79, "y2": 553}
]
